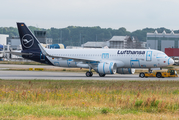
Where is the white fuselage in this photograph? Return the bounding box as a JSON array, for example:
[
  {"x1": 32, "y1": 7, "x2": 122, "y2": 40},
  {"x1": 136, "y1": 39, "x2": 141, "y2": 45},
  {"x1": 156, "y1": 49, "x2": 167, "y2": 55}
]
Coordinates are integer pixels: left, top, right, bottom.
[{"x1": 44, "y1": 48, "x2": 173, "y2": 69}]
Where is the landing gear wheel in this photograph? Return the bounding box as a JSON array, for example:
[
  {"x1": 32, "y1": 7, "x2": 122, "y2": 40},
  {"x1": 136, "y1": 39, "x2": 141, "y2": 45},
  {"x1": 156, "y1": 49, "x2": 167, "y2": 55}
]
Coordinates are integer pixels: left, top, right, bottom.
[
  {"x1": 156, "y1": 72, "x2": 162, "y2": 78},
  {"x1": 90, "y1": 72, "x2": 93, "y2": 76},
  {"x1": 86, "y1": 71, "x2": 93, "y2": 77},
  {"x1": 99, "y1": 74, "x2": 106, "y2": 77},
  {"x1": 139, "y1": 72, "x2": 145, "y2": 78}
]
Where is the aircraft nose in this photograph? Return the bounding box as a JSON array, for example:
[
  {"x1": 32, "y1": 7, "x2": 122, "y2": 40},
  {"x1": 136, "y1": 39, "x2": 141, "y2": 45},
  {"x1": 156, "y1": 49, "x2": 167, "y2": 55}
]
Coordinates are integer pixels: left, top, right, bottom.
[{"x1": 169, "y1": 58, "x2": 174, "y2": 65}]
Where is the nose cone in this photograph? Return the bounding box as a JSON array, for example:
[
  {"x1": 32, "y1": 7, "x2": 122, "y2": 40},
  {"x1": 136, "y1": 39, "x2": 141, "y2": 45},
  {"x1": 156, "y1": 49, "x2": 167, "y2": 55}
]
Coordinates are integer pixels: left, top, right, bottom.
[{"x1": 169, "y1": 58, "x2": 174, "y2": 66}]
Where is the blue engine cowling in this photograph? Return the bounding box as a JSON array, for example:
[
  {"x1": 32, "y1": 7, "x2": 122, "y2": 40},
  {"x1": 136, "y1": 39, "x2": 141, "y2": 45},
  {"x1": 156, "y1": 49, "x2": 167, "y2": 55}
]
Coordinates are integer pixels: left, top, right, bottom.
[{"x1": 96, "y1": 62, "x2": 117, "y2": 74}]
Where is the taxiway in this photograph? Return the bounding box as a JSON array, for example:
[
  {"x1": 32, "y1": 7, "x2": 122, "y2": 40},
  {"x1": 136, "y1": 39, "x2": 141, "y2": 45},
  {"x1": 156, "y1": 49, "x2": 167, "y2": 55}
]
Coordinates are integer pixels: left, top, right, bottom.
[
  {"x1": 0, "y1": 64, "x2": 178, "y2": 80},
  {"x1": 0, "y1": 70, "x2": 178, "y2": 80}
]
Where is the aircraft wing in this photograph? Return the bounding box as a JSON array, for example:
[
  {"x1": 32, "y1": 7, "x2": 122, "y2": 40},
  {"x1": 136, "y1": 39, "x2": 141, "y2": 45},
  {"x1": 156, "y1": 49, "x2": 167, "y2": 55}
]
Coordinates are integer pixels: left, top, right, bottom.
[{"x1": 38, "y1": 44, "x2": 100, "y2": 62}]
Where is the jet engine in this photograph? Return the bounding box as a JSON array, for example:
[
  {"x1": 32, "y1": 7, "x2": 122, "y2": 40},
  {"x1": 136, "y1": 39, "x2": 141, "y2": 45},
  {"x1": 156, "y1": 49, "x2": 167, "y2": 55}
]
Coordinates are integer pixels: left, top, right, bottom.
[
  {"x1": 117, "y1": 68, "x2": 135, "y2": 74},
  {"x1": 96, "y1": 62, "x2": 117, "y2": 74}
]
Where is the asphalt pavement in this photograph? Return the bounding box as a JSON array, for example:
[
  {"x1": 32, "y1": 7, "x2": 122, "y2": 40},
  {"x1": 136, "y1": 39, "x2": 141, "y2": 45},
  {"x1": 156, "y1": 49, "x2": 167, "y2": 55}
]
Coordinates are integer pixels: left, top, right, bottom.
[{"x1": 0, "y1": 64, "x2": 178, "y2": 80}]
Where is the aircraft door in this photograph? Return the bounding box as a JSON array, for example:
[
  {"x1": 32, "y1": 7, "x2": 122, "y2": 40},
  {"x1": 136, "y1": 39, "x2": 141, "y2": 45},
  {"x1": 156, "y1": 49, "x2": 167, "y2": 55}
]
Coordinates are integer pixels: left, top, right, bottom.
[
  {"x1": 146, "y1": 51, "x2": 152, "y2": 61},
  {"x1": 130, "y1": 60, "x2": 140, "y2": 68}
]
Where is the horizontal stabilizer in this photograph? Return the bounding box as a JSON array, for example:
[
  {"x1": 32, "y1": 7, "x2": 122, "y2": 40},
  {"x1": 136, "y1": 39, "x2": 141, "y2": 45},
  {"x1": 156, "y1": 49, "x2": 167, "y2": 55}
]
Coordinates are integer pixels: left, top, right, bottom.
[{"x1": 0, "y1": 51, "x2": 32, "y2": 56}]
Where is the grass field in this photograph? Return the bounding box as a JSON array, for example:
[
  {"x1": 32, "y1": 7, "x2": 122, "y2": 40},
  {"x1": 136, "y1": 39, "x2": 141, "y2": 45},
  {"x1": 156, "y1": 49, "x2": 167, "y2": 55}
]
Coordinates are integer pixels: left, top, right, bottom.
[{"x1": 0, "y1": 80, "x2": 179, "y2": 119}]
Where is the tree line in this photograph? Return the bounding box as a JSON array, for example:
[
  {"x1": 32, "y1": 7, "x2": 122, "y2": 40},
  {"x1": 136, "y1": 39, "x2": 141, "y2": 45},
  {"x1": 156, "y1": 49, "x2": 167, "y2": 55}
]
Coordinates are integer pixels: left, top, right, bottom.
[{"x1": 0, "y1": 26, "x2": 178, "y2": 46}]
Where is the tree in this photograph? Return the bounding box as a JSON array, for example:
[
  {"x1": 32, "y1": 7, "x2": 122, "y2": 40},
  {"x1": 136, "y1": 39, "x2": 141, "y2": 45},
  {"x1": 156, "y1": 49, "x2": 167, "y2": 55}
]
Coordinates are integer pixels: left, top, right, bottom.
[{"x1": 0, "y1": 25, "x2": 178, "y2": 46}]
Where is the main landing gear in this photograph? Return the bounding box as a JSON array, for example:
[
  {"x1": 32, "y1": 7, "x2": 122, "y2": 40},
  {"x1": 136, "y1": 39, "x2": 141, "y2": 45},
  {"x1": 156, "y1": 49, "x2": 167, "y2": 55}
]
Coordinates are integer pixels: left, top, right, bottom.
[
  {"x1": 86, "y1": 66, "x2": 93, "y2": 77},
  {"x1": 99, "y1": 73, "x2": 106, "y2": 77},
  {"x1": 85, "y1": 66, "x2": 106, "y2": 77},
  {"x1": 86, "y1": 71, "x2": 93, "y2": 77}
]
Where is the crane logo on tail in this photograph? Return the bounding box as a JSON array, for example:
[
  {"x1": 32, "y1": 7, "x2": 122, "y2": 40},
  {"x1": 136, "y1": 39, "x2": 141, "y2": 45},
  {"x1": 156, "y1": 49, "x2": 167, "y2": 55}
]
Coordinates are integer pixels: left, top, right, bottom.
[{"x1": 22, "y1": 34, "x2": 34, "y2": 48}]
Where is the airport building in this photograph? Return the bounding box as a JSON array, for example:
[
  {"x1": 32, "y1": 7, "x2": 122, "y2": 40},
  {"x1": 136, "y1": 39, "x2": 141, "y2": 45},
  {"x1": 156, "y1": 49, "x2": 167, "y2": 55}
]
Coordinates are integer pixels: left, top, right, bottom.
[
  {"x1": 0, "y1": 34, "x2": 9, "y2": 45},
  {"x1": 0, "y1": 34, "x2": 9, "y2": 59},
  {"x1": 147, "y1": 30, "x2": 179, "y2": 52},
  {"x1": 7, "y1": 37, "x2": 21, "y2": 50},
  {"x1": 108, "y1": 36, "x2": 136, "y2": 49},
  {"x1": 81, "y1": 36, "x2": 145, "y2": 49},
  {"x1": 34, "y1": 31, "x2": 53, "y2": 44},
  {"x1": 82, "y1": 42, "x2": 107, "y2": 48}
]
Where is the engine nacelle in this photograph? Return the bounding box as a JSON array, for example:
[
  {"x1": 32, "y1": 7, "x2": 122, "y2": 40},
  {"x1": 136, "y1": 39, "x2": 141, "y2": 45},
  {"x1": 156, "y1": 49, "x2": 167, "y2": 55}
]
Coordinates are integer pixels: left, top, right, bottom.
[
  {"x1": 117, "y1": 68, "x2": 135, "y2": 74},
  {"x1": 97, "y1": 62, "x2": 117, "y2": 74}
]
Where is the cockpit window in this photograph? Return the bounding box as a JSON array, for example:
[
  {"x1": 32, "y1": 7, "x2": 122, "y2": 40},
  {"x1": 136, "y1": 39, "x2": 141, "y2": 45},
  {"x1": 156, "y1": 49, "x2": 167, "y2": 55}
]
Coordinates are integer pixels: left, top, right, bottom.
[{"x1": 156, "y1": 53, "x2": 168, "y2": 58}]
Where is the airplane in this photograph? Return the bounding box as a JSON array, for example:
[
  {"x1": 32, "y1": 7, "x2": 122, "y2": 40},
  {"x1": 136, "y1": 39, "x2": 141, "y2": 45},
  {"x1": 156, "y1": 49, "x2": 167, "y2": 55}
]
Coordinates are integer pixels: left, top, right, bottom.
[{"x1": 13, "y1": 22, "x2": 174, "y2": 77}]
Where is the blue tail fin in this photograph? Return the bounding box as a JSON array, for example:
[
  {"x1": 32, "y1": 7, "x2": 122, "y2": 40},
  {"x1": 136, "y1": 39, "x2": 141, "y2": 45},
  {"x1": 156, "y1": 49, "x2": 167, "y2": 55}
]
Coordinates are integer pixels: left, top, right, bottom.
[{"x1": 17, "y1": 22, "x2": 41, "y2": 52}]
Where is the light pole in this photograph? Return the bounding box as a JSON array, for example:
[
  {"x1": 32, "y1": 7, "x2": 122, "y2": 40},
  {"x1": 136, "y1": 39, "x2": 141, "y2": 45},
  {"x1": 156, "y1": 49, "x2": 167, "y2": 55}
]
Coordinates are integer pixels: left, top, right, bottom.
[
  {"x1": 80, "y1": 33, "x2": 81, "y2": 46},
  {"x1": 60, "y1": 30, "x2": 62, "y2": 43},
  {"x1": 82, "y1": 36, "x2": 85, "y2": 48}
]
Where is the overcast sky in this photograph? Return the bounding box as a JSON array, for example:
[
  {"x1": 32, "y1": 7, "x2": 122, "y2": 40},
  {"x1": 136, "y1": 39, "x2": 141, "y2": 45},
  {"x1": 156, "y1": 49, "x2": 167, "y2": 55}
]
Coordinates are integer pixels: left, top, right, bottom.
[{"x1": 0, "y1": 0, "x2": 179, "y2": 31}]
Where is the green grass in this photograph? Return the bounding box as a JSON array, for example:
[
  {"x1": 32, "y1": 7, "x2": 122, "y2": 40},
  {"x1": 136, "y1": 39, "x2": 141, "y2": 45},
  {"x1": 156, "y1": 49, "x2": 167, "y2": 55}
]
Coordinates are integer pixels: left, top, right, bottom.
[
  {"x1": 0, "y1": 103, "x2": 98, "y2": 118},
  {"x1": 1, "y1": 80, "x2": 179, "y2": 119}
]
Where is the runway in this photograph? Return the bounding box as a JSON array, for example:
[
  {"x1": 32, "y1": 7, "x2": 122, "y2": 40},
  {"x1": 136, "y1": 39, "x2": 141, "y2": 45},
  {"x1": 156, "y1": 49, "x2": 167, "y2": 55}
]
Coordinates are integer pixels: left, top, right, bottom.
[
  {"x1": 0, "y1": 64, "x2": 178, "y2": 80},
  {"x1": 0, "y1": 70, "x2": 179, "y2": 80}
]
